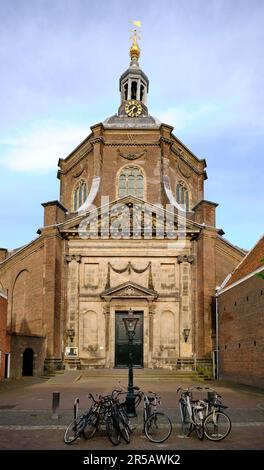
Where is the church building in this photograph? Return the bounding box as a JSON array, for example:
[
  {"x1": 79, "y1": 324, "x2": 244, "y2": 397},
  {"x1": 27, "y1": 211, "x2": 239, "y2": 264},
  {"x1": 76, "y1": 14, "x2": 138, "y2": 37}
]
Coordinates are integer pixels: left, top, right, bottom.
[{"x1": 0, "y1": 31, "x2": 245, "y2": 376}]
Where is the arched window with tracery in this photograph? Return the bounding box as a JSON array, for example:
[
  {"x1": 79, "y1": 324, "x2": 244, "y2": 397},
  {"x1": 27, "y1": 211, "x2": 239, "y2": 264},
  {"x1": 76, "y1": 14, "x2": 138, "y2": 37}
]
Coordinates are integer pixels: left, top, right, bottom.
[
  {"x1": 118, "y1": 166, "x2": 144, "y2": 198},
  {"x1": 176, "y1": 181, "x2": 190, "y2": 211},
  {"x1": 73, "y1": 180, "x2": 87, "y2": 211}
]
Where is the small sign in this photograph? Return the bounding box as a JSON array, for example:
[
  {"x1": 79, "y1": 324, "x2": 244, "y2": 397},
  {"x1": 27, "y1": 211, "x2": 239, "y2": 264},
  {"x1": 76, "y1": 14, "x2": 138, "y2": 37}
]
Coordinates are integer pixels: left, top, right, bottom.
[{"x1": 65, "y1": 347, "x2": 78, "y2": 357}]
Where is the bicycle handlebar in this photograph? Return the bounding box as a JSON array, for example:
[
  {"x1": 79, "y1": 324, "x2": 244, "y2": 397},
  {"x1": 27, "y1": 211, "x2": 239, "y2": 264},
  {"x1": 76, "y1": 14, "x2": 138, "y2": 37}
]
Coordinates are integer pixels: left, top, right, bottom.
[{"x1": 88, "y1": 393, "x2": 98, "y2": 403}]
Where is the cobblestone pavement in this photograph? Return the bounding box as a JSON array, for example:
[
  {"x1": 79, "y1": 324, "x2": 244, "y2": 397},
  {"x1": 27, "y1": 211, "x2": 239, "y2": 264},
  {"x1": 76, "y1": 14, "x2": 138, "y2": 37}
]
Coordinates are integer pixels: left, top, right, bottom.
[{"x1": 0, "y1": 372, "x2": 263, "y2": 450}]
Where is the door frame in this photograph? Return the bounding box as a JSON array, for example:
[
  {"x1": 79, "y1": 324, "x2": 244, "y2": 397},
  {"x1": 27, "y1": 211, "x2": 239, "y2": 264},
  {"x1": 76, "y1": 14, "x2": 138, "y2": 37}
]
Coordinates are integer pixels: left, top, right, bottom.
[
  {"x1": 114, "y1": 310, "x2": 144, "y2": 368},
  {"x1": 4, "y1": 352, "x2": 10, "y2": 379}
]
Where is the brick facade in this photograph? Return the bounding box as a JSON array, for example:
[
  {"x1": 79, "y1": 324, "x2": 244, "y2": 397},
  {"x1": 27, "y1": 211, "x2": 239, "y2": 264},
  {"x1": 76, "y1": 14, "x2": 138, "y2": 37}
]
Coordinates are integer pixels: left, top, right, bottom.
[
  {"x1": 0, "y1": 51, "x2": 246, "y2": 375},
  {"x1": 0, "y1": 289, "x2": 10, "y2": 381},
  {"x1": 218, "y1": 274, "x2": 264, "y2": 388}
]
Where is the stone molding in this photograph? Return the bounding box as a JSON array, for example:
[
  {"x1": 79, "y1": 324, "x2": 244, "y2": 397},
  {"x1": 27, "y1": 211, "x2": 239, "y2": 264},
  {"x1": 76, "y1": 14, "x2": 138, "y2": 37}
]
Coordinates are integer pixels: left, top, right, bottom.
[
  {"x1": 177, "y1": 255, "x2": 194, "y2": 264},
  {"x1": 65, "y1": 254, "x2": 81, "y2": 263}
]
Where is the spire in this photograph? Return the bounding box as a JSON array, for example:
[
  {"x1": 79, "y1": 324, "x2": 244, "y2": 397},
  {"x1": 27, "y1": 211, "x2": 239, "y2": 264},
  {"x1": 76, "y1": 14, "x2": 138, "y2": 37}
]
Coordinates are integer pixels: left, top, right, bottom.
[
  {"x1": 117, "y1": 21, "x2": 149, "y2": 117},
  {"x1": 130, "y1": 29, "x2": 140, "y2": 66}
]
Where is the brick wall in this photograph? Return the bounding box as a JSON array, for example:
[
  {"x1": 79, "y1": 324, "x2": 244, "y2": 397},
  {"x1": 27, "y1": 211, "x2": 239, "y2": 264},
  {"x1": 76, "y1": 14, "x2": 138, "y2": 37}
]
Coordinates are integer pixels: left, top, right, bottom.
[
  {"x1": 0, "y1": 229, "x2": 65, "y2": 374},
  {"x1": 0, "y1": 292, "x2": 10, "y2": 381},
  {"x1": 58, "y1": 124, "x2": 206, "y2": 212},
  {"x1": 215, "y1": 237, "x2": 245, "y2": 287},
  {"x1": 10, "y1": 333, "x2": 46, "y2": 378},
  {"x1": 218, "y1": 275, "x2": 264, "y2": 388}
]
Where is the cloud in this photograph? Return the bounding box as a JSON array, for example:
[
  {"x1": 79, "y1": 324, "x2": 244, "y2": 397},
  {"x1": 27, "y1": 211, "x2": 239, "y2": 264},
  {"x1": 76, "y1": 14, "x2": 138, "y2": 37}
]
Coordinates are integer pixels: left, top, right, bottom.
[
  {"x1": 157, "y1": 103, "x2": 219, "y2": 132},
  {"x1": 0, "y1": 122, "x2": 89, "y2": 172}
]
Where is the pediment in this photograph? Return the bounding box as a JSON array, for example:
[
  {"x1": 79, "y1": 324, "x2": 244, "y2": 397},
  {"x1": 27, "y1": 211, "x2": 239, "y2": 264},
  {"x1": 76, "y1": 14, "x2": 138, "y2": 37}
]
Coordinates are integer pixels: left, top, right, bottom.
[
  {"x1": 101, "y1": 281, "x2": 158, "y2": 300},
  {"x1": 59, "y1": 194, "x2": 200, "y2": 239}
]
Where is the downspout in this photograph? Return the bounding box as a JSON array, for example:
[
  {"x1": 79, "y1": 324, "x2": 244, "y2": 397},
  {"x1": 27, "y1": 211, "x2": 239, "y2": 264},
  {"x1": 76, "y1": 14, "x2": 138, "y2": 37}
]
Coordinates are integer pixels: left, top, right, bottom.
[{"x1": 215, "y1": 287, "x2": 220, "y2": 379}]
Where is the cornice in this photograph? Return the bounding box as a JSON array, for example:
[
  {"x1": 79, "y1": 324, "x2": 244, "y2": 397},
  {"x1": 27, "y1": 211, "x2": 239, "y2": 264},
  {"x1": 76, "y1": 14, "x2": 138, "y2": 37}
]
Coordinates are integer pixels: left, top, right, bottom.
[
  {"x1": 0, "y1": 238, "x2": 45, "y2": 269},
  {"x1": 170, "y1": 146, "x2": 205, "y2": 176},
  {"x1": 104, "y1": 141, "x2": 160, "y2": 147},
  {"x1": 59, "y1": 144, "x2": 93, "y2": 175}
]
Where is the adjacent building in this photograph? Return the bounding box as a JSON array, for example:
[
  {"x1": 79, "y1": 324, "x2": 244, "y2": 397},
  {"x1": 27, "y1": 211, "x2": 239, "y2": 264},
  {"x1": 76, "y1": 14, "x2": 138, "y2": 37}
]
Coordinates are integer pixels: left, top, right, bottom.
[
  {"x1": 0, "y1": 282, "x2": 10, "y2": 381},
  {"x1": 218, "y1": 235, "x2": 264, "y2": 388}
]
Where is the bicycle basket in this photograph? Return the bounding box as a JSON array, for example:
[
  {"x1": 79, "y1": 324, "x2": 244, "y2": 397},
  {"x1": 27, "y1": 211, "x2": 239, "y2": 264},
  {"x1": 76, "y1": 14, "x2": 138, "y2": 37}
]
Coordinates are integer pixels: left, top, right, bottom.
[{"x1": 207, "y1": 391, "x2": 217, "y2": 403}]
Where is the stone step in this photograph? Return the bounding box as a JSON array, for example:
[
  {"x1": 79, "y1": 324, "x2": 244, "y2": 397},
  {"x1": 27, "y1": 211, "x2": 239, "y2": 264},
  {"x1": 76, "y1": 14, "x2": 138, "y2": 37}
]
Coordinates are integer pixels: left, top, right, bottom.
[{"x1": 80, "y1": 368, "x2": 201, "y2": 379}]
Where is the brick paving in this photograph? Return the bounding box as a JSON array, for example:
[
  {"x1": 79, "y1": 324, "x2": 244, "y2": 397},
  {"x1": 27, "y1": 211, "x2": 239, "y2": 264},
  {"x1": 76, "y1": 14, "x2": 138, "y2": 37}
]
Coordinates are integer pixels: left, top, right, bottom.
[{"x1": 0, "y1": 372, "x2": 263, "y2": 450}]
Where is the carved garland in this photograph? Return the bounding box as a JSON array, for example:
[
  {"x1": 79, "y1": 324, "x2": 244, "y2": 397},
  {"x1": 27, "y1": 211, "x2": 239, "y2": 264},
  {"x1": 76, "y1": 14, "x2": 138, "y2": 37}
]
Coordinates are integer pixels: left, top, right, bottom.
[
  {"x1": 105, "y1": 261, "x2": 154, "y2": 290},
  {"x1": 117, "y1": 148, "x2": 147, "y2": 160}
]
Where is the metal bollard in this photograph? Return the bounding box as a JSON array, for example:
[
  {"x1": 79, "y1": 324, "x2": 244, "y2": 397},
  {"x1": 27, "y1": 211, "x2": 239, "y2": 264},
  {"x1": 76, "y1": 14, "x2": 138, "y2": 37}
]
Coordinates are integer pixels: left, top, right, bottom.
[
  {"x1": 74, "y1": 398, "x2": 79, "y2": 420},
  {"x1": 51, "y1": 391, "x2": 60, "y2": 420}
]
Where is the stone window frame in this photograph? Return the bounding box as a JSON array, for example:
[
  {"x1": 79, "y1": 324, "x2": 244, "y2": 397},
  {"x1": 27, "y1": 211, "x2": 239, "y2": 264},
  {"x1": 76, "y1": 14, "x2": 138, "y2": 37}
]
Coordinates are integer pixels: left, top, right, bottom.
[
  {"x1": 175, "y1": 180, "x2": 191, "y2": 212},
  {"x1": 116, "y1": 164, "x2": 146, "y2": 200},
  {"x1": 72, "y1": 179, "x2": 87, "y2": 211}
]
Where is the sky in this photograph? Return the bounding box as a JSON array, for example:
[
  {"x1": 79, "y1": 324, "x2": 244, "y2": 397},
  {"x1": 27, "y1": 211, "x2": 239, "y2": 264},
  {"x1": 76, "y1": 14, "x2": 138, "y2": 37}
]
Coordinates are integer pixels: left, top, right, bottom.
[{"x1": 0, "y1": 0, "x2": 263, "y2": 251}]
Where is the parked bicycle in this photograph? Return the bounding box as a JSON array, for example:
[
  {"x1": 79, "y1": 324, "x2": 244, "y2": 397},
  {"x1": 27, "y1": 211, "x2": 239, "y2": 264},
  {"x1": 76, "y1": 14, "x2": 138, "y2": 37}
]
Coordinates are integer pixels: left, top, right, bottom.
[
  {"x1": 202, "y1": 387, "x2": 231, "y2": 441},
  {"x1": 64, "y1": 391, "x2": 132, "y2": 446},
  {"x1": 64, "y1": 393, "x2": 102, "y2": 444},
  {"x1": 177, "y1": 386, "x2": 206, "y2": 440},
  {"x1": 140, "y1": 390, "x2": 172, "y2": 443},
  {"x1": 118, "y1": 383, "x2": 172, "y2": 443}
]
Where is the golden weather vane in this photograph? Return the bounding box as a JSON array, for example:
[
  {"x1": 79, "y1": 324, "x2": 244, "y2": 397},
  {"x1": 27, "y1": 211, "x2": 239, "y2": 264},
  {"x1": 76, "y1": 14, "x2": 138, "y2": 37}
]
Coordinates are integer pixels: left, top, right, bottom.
[{"x1": 129, "y1": 20, "x2": 142, "y2": 62}]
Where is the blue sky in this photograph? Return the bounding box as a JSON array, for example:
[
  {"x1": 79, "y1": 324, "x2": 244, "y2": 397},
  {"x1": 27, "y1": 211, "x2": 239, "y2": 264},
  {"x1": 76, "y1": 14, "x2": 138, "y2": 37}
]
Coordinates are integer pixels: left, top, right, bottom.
[{"x1": 0, "y1": 0, "x2": 263, "y2": 250}]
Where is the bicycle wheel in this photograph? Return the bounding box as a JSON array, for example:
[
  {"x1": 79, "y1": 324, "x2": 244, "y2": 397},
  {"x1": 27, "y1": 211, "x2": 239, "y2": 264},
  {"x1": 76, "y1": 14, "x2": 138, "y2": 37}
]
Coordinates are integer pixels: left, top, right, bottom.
[
  {"x1": 204, "y1": 411, "x2": 231, "y2": 441},
  {"x1": 117, "y1": 415, "x2": 130, "y2": 444},
  {"x1": 144, "y1": 412, "x2": 172, "y2": 443},
  {"x1": 83, "y1": 411, "x2": 99, "y2": 440},
  {"x1": 106, "y1": 416, "x2": 121, "y2": 446},
  {"x1": 119, "y1": 406, "x2": 133, "y2": 434},
  {"x1": 64, "y1": 416, "x2": 85, "y2": 444}
]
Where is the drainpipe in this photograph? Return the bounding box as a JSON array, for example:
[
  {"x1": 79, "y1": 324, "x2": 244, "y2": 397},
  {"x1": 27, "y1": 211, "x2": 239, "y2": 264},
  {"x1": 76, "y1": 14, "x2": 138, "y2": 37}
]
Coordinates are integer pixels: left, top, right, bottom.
[{"x1": 215, "y1": 287, "x2": 220, "y2": 379}]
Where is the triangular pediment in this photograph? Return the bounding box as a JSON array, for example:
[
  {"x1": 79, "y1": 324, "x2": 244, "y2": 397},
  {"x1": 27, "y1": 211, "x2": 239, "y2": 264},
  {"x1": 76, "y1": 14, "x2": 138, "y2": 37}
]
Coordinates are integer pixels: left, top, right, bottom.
[
  {"x1": 59, "y1": 194, "x2": 200, "y2": 239},
  {"x1": 101, "y1": 281, "x2": 158, "y2": 299}
]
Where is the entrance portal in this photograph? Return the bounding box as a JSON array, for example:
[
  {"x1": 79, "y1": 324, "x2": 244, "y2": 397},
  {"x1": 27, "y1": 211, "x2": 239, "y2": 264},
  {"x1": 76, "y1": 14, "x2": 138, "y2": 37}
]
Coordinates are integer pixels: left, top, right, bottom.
[
  {"x1": 22, "y1": 348, "x2": 34, "y2": 376},
  {"x1": 115, "y1": 311, "x2": 143, "y2": 368}
]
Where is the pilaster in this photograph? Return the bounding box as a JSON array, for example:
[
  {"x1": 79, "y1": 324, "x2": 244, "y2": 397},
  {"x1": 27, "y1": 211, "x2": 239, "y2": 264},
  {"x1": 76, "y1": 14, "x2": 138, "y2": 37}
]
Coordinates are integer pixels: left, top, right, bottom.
[
  {"x1": 65, "y1": 254, "x2": 81, "y2": 352},
  {"x1": 178, "y1": 255, "x2": 194, "y2": 357}
]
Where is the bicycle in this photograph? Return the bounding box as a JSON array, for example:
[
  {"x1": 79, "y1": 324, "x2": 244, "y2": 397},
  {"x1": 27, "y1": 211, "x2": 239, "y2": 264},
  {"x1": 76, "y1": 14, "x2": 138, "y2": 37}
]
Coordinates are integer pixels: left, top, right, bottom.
[
  {"x1": 64, "y1": 393, "x2": 101, "y2": 444},
  {"x1": 177, "y1": 386, "x2": 206, "y2": 440},
  {"x1": 142, "y1": 390, "x2": 172, "y2": 443},
  {"x1": 202, "y1": 387, "x2": 231, "y2": 441}
]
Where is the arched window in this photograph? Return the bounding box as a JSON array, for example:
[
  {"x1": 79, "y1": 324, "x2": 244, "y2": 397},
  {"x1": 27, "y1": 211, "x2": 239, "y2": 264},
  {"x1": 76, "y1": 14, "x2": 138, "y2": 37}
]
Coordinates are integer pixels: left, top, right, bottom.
[
  {"x1": 124, "y1": 83, "x2": 128, "y2": 100},
  {"x1": 131, "y1": 81, "x2": 137, "y2": 100},
  {"x1": 176, "y1": 181, "x2": 190, "y2": 211},
  {"x1": 73, "y1": 180, "x2": 87, "y2": 211},
  {"x1": 118, "y1": 166, "x2": 144, "y2": 198},
  {"x1": 140, "y1": 84, "x2": 145, "y2": 101}
]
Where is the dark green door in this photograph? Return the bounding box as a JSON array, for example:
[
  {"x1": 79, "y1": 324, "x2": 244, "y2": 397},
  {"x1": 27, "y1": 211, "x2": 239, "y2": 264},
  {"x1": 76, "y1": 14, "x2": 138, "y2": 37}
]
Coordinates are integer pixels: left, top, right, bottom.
[{"x1": 115, "y1": 311, "x2": 143, "y2": 368}]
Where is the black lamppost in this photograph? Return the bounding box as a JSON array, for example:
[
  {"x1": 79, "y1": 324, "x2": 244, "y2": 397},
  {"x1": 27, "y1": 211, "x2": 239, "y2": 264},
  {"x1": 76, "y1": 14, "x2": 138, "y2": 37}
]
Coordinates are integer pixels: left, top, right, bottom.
[{"x1": 123, "y1": 308, "x2": 138, "y2": 417}]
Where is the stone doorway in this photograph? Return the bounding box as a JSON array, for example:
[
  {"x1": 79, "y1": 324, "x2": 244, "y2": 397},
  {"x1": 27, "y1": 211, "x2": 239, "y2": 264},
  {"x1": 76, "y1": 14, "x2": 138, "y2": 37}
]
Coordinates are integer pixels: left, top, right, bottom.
[
  {"x1": 22, "y1": 348, "x2": 34, "y2": 376},
  {"x1": 115, "y1": 311, "x2": 143, "y2": 368}
]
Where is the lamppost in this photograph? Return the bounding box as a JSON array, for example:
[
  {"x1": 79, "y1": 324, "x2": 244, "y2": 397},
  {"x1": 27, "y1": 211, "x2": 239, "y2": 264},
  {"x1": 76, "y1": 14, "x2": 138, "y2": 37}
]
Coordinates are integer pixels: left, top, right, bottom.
[{"x1": 123, "y1": 308, "x2": 138, "y2": 417}]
